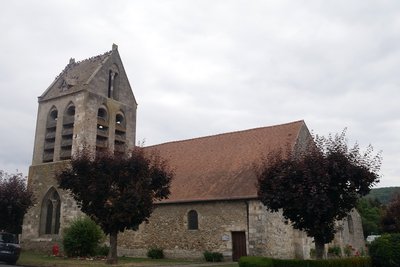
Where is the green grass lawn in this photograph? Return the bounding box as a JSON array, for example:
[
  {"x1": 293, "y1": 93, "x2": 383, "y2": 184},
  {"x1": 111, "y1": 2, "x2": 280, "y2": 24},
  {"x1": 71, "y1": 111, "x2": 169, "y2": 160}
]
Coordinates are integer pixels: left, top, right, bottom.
[{"x1": 18, "y1": 251, "x2": 239, "y2": 267}]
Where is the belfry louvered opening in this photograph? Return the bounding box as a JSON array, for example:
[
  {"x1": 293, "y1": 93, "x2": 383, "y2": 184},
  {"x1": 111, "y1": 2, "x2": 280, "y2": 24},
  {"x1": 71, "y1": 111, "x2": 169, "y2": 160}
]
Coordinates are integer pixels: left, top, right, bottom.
[
  {"x1": 60, "y1": 103, "x2": 75, "y2": 160},
  {"x1": 96, "y1": 106, "x2": 109, "y2": 154},
  {"x1": 43, "y1": 107, "x2": 58, "y2": 162},
  {"x1": 114, "y1": 112, "x2": 126, "y2": 155}
]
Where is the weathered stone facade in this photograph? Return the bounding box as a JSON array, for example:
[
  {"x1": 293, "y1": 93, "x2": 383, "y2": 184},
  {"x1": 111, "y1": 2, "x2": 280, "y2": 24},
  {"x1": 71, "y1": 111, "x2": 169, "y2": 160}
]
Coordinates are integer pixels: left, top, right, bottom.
[
  {"x1": 22, "y1": 45, "x2": 366, "y2": 260},
  {"x1": 117, "y1": 200, "x2": 364, "y2": 260},
  {"x1": 119, "y1": 201, "x2": 248, "y2": 258},
  {"x1": 22, "y1": 44, "x2": 137, "y2": 249}
]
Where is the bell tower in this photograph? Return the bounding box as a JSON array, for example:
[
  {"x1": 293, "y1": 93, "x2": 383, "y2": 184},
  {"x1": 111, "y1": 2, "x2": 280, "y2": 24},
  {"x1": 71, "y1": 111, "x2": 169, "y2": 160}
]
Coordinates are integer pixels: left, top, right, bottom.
[{"x1": 22, "y1": 44, "x2": 137, "y2": 245}]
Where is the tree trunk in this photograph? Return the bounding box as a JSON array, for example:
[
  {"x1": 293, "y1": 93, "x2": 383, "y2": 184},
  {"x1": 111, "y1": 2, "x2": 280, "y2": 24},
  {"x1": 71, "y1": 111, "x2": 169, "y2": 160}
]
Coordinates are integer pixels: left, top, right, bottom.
[
  {"x1": 315, "y1": 240, "x2": 325, "y2": 259},
  {"x1": 107, "y1": 231, "x2": 118, "y2": 264}
]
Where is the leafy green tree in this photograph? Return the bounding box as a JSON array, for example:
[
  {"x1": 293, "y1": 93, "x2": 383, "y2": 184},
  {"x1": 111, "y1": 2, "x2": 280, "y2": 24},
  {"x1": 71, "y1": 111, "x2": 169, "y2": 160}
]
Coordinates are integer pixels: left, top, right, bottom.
[
  {"x1": 57, "y1": 148, "x2": 173, "y2": 264},
  {"x1": 257, "y1": 130, "x2": 381, "y2": 259},
  {"x1": 369, "y1": 233, "x2": 400, "y2": 267},
  {"x1": 0, "y1": 170, "x2": 34, "y2": 233},
  {"x1": 382, "y1": 194, "x2": 400, "y2": 233},
  {"x1": 365, "y1": 187, "x2": 400, "y2": 205},
  {"x1": 357, "y1": 197, "x2": 384, "y2": 237}
]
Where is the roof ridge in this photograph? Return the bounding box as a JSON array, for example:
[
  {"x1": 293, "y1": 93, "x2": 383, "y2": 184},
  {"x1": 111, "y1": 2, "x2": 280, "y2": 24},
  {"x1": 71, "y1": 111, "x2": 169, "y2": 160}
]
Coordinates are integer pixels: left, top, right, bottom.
[
  {"x1": 53, "y1": 50, "x2": 112, "y2": 82},
  {"x1": 144, "y1": 120, "x2": 305, "y2": 148}
]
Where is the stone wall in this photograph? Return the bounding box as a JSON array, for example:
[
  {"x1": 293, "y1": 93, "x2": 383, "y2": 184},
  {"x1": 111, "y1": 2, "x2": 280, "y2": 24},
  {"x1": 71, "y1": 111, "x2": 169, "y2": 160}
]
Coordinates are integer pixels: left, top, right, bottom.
[
  {"x1": 23, "y1": 190, "x2": 366, "y2": 259},
  {"x1": 248, "y1": 200, "x2": 293, "y2": 259},
  {"x1": 334, "y1": 209, "x2": 366, "y2": 255},
  {"x1": 118, "y1": 200, "x2": 316, "y2": 260},
  {"x1": 21, "y1": 161, "x2": 83, "y2": 248},
  {"x1": 118, "y1": 200, "x2": 248, "y2": 259}
]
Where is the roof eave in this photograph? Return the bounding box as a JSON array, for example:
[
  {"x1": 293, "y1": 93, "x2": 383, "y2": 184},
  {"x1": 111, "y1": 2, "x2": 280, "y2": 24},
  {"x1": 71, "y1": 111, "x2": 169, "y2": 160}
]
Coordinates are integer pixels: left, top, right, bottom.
[{"x1": 155, "y1": 195, "x2": 259, "y2": 205}]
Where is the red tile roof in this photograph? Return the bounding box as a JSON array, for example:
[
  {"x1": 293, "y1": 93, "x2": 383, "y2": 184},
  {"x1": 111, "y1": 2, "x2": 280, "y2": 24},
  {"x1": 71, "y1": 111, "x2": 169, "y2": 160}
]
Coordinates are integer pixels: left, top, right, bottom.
[{"x1": 144, "y1": 120, "x2": 309, "y2": 203}]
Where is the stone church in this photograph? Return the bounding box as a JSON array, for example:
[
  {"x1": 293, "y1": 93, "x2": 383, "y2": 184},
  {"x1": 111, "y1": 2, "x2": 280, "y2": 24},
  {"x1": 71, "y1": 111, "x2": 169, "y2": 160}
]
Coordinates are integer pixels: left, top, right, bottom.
[{"x1": 22, "y1": 45, "x2": 365, "y2": 260}]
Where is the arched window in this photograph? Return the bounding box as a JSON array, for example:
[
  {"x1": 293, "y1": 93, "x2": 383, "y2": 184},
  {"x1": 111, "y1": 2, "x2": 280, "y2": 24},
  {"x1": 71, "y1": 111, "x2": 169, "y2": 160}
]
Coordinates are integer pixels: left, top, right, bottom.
[
  {"x1": 347, "y1": 214, "x2": 354, "y2": 234},
  {"x1": 40, "y1": 187, "x2": 61, "y2": 235},
  {"x1": 188, "y1": 210, "x2": 198, "y2": 230},
  {"x1": 114, "y1": 112, "x2": 126, "y2": 155},
  {"x1": 97, "y1": 107, "x2": 108, "y2": 121},
  {"x1": 96, "y1": 106, "x2": 109, "y2": 154},
  {"x1": 43, "y1": 106, "x2": 58, "y2": 162},
  {"x1": 60, "y1": 103, "x2": 75, "y2": 160}
]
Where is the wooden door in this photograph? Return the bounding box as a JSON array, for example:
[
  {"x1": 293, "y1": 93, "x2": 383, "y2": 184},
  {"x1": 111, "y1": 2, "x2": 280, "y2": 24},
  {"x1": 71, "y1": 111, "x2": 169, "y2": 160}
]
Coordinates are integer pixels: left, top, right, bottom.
[{"x1": 232, "y1": 231, "x2": 247, "y2": 261}]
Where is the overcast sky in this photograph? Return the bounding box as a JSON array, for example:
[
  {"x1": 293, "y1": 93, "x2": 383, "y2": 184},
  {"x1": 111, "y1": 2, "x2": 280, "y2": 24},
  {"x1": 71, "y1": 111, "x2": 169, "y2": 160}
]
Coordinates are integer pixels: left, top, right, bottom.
[{"x1": 0, "y1": 1, "x2": 399, "y2": 187}]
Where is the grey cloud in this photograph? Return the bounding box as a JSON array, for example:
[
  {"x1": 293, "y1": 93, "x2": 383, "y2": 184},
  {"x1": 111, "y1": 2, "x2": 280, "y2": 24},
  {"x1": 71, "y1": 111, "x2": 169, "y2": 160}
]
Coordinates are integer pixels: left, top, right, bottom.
[{"x1": 0, "y1": 1, "x2": 399, "y2": 187}]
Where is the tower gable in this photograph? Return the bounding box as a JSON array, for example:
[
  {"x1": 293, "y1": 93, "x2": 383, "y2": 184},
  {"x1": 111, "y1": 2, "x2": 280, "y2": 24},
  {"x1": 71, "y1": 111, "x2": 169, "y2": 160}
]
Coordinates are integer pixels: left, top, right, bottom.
[
  {"x1": 39, "y1": 44, "x2": 137, "y2": 107},
  {"x1": 31, "y1": 44, "x2": 137, "y2": 165}
]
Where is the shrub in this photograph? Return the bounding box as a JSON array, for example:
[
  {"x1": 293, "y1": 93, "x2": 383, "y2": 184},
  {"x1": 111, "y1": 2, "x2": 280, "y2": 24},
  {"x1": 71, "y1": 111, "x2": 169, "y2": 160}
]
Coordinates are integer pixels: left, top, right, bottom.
[
  {"x1": 369, "y1": 233, "x2": 400, "y2": 267},
  {"x1": 327, "y1": 246, "x2": 341, "y2": 257},
  {"x1": 147, "y1": 247, "x2": 164, "y2": 259},
  {"x1": 203, "y1": 251, "x2": 223, "y2": 262},
  {"x1": 239, "y1": 256, "x2": 371, "y2": 267},
  {"x1": 62, "y1": 216, "x2": 105, "y2": 257},
  {"x1": 95, "y1": 244, "x2": 110, "y2": 257}
]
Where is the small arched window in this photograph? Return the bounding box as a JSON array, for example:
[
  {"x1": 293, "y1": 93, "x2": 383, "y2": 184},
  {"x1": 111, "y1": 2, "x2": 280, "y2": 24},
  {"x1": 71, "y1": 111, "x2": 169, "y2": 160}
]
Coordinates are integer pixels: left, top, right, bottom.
[
  {"x1": 115, "y1": 113, "x2": 125, "y2": 127},
  {"x1": 97, "y1": 107, "x2": 108, "y2": 121},
  {"x1": 49, "y1": 109, "x2": 58, "y2": 122},
  {"x1": 188, "y1": 210, "x2": 198, "y2": 230}
]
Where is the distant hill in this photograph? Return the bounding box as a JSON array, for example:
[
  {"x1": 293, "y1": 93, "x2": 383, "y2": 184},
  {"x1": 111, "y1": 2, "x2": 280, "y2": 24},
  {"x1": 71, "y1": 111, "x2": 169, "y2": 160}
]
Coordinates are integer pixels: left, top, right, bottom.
[{"x1": 365, "y1": 187, "x2": 400, "y2": 204}]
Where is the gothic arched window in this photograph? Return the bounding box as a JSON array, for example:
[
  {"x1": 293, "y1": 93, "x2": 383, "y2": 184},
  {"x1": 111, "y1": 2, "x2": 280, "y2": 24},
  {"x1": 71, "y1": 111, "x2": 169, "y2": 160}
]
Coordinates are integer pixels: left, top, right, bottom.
[
  {"x1": 188, "y1": 210, "x2": 198, "y2": 230},
  {"x1": 40, "y1": 187, "x2": 61, "y2": 235}
]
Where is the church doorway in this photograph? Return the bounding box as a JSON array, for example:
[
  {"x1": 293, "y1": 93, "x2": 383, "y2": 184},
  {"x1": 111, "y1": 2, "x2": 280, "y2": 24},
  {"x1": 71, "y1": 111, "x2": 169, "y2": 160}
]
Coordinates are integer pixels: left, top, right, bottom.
[{"x1": 232, "y1": 231, "x2": 247, "y2": 261}]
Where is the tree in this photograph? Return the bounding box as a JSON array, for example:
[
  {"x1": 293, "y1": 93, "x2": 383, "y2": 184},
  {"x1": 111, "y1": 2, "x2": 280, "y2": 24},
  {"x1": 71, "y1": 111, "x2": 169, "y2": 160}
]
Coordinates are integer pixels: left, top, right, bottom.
[
  {"x1": 0, "y1": 170, "x2": 35, "y2": 234},
  {"x1": 356, "y1": 197, "x2": 384, "y2": 237},
  {"x1": 257, "y1": 130, "x2": 381, "y2": 259},
  {"x1": 381, "y1": 194, "x2": 400, "y2": 233},
  {"x1": 57, "y1": 147, "x2": 173, "y2": 264}
]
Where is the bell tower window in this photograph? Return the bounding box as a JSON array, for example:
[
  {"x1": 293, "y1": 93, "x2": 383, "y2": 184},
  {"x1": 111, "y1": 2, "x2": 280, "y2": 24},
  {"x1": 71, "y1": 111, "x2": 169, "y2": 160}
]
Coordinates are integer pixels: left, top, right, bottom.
[
  {"x1": 96, "y1": 106, "x2": 109, "y2": 154},
  {"x1": 114, "y1": 112, "x2": 126, "y2": 155},
  {"x1": 43, "y1": 107, "x2": 58, "y2": 163},
  {"x1": 60, "y1": 103, "x2": 75, "y2": 160}
]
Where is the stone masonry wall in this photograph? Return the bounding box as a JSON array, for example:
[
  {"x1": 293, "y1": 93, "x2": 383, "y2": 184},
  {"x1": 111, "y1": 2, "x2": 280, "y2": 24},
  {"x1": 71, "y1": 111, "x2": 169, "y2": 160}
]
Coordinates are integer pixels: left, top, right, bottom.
[
  {"x1": 21, "y1": 161, "x2": 83, "y2": 249},
  {"x1": 118, "y1": 201, "x2": 248, "y2": 259},
  {"x1": 336, "y1": 209, "x2": 366, "y2": 255},
  {"x1": 118, "y1": 200, "x2": 317, "y2": 260},
  {"x1": 248, "y1": 200, "x2": 299, "y2": 259}
]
